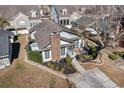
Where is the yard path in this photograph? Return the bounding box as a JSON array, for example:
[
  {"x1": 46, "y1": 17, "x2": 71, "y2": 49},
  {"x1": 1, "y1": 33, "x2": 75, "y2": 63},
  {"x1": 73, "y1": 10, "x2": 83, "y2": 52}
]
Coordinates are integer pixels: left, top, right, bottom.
[{"x1": 18, "y1": 34, "x2": 27, "y2": 62}]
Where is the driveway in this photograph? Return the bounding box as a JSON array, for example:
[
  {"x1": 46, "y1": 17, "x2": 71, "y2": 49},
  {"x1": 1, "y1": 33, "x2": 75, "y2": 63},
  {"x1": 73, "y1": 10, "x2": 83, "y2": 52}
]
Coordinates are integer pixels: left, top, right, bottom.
[{"x1": 82, "y1": 49, "x2": 124, "y2": 87}]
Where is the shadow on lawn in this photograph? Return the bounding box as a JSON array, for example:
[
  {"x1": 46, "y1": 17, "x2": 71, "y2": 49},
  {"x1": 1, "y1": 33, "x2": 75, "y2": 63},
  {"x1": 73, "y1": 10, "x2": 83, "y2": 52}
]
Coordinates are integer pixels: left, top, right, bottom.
[{"x1": 11, "y1": 42, "x2": 20, "y2": 64}]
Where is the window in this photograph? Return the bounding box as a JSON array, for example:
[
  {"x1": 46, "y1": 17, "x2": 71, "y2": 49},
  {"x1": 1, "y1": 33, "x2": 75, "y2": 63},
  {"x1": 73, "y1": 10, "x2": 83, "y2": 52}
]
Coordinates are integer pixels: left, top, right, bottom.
[
  {"x1": 64, "y1": 20, "x2": 66, "y2": 25},
  {"x1": 30, "y1": 23, "x2": 32, "y2": 27},
  {"x1": 75, "y1": 40, "x2": 79, "y2": 48},
  {"x1": 60, "y1": 20, "x2": 63, "y2": 24},
  {"x1": 61, "y1": 47, "x2": 65, "y2": 55},
  {"x1": 67, "y1": 19, "x2": 69, "y2": 25},
  {"x1": 45, "y1": 50, "x2": 50, "y2": 59}
]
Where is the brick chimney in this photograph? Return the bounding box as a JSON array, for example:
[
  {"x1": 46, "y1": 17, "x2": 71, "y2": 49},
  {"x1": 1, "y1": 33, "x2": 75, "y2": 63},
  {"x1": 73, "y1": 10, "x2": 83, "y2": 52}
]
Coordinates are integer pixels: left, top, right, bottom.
[{"x1": 50, "y1": 32, "x2": 60, "y2": 62}]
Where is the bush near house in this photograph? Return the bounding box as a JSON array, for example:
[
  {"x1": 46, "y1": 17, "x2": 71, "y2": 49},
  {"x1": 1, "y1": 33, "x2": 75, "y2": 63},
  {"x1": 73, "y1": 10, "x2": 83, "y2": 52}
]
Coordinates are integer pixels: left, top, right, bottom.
[
  {"x1": 108, "y1": 54, "x2": 118, "y2": 60},
  {"x1": 119, "y1": 51, "x2": 124, "y2": 58},
  {"x1": 26, "y1": 46, "x2": 42, "y2": 64},
  {"x1": 45, "y1": 58, "x2": 76, "y2": 74},
  {"x1": 108, "y1": 51, "x2": 124, "y2": 60},
  {"x1": 65, "y1": 56, "x2": 72, "y2": 65}
]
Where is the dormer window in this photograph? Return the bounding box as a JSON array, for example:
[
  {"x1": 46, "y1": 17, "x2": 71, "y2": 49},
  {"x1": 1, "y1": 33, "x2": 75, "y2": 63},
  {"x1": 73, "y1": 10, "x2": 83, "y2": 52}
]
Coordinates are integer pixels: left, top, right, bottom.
[
  {"x1": 39, "y1": 9, "x2": 43, "y2": 16},
  {"x1": 81, "y1": 8, "x2": 86, "y2": 14},
  {"x1": 61, "y1": 8, "x2": 68, "y2": 15},
  {"x1": 31, "y1": 10, "x2": 37, "y2": 17}
]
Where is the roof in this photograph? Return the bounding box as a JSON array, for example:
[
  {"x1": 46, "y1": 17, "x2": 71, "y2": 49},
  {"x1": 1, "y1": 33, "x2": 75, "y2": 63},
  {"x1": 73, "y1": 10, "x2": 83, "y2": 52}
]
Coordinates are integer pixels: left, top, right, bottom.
[
  {"x1": 74, "y1": 16, "x2": 112, "y2": 32},
  {"x1": 74, "y1": 16, "x2": 95, "y2": 28},
  {"x1": 0, "y1": 30, "x2": 14, "y2": 58},
  {"x1": 55, "y1": 5, "x2": 81, "y2": 17},
  {"x1": 0, "y1": 5, "x2": 42, "y2": 20},
  {"x1": 30, "y1": 19, "x2": 79, "y2": 50},
  {"x1": 54, "y1": 5, "x2": 115, "y2": 17},
  {"x1": 90, "y1": 19, "x2": 111, "y2": 32}
]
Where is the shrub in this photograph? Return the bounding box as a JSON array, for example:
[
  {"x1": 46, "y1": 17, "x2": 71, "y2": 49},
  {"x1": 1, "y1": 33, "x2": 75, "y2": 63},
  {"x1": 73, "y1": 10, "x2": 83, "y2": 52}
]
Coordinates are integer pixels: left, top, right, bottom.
[
  {"x1": 81, "y1": 54, "x2": 93, "y2": 59},
  {"x1": 119, "y1": 51, "x2": 124, "y2": 57},
  {"x1": 47, "y1": 62, "x2": 52, "y2": 67},
  {"x1": 65, "y1": 56, "x2": 72, "y2": 65},
  {"x1": 113, "y1": 51, "x2": 120, "y2": 56},
  {"x1": 61, "y1": 68, "x2": 65, "y2": 73},
  {"x1": 109, "y1": 54, "x2": 118, "y2": 60},
  {"x1": 55, "y1": 66, "x2": 60, "y2": 71},
  {"x1": 27, "y1": 46, "x2": 42, "y2": 64}
]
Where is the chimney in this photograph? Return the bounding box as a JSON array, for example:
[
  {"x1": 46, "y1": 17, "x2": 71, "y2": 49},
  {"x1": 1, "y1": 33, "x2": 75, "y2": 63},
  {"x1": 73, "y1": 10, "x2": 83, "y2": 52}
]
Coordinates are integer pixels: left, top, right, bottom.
[{"x1": 50, "y1": 32, "x2": 60, "y2": 62}]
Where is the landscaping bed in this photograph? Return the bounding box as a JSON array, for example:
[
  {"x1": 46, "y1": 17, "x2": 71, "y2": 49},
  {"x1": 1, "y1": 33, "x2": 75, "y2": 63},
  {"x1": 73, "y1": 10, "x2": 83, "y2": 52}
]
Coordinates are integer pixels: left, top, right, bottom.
[
  {"x1": 43, "y1": 56, "x2": 76, "y2": 75},
  {"x1": 26, "y1": 45, "x2": 76, "y2": 75},
  {"x1": 76, "y1": 46, "x2": 99, "y2": 63},
  {"x1": 108, "y1": 51, "x2": 124, "y2": 60}
]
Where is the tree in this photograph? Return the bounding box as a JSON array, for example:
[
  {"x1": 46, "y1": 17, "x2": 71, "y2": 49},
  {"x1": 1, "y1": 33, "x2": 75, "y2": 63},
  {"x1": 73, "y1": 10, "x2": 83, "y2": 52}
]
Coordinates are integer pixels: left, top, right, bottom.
[{"x1": 0, "y1": 16, "x2": 9, "y2": 29}]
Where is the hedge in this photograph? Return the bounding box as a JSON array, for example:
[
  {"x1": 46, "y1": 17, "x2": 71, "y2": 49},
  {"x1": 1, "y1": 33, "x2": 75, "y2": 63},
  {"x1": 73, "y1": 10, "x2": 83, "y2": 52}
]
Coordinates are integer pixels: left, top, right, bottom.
[
  {"x1": 27, "y1": 46, "x2": 42, "y2": 64},
  {"x1": 108, "y1": 54, "x2": 118, "y2": 60}
]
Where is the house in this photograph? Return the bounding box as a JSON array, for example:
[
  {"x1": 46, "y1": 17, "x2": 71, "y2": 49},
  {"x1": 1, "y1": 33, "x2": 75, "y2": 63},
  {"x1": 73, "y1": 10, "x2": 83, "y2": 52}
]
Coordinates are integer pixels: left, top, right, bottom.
[
  {"x1": 0, "y1": 5, "x2": 50, "y2": 34},
  {"x1": 50, "y1": 5, "x2": 82, "y2": 28},
  {"x1": 29, "y1": 19, "x2": 84, "y2": 62},
  {"x1": 50, "y1": 5, "x2": 112, "y2": 29},
  {"x1": 0, "y1": 30, "x2": 14, "y2": 69}
]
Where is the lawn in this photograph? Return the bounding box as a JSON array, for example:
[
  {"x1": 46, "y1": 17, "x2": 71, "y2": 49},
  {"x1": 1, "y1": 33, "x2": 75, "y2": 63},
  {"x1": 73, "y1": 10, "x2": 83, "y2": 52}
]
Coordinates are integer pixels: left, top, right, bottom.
[{"x1": 0, "y1": 62, "x2": 74, "y2": 88}]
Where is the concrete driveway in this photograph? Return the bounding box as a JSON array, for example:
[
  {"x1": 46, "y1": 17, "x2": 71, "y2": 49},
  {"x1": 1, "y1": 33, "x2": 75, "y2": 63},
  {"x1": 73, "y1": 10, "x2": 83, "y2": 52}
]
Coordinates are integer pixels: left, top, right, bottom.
[{"x1": 68, "y1": 68, "x2": 119, "y2": 88}]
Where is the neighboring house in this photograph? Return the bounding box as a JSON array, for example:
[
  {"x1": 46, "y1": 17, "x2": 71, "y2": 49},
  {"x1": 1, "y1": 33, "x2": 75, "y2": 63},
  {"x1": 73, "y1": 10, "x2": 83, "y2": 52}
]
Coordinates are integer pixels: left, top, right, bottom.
[
  {"x1": 0, "y1": 30, "x2": 14, "y2": 69},
  {"x1": 0, "y1": 5, "x2": 50, "y2": 34},
  {"x1": 50, "y1": 5, "x2": 82, "y2": 28},
  {"x1": 50, "y1": 5, "x2": 112, "y2": 28},
  {"x1": 29, "y1": 19, "x2": 84, "y2": 62},
  {"x1": 72, "y1": 16, "x2": 111, "y2": 35}
]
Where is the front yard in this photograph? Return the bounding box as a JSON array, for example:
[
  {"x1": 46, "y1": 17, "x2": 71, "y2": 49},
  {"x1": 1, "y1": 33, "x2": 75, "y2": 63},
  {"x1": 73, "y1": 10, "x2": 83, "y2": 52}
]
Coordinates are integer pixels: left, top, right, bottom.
[
  {"x1": 0, "y1": 62, "x2": 73, "y2": 88},
  {"x1": 0, "y1": 35, "x2": 74, "y2": 88}
]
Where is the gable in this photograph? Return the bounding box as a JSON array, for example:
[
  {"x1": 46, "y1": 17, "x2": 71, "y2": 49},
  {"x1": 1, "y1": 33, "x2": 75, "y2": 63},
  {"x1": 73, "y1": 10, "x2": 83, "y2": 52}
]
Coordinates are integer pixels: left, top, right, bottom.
[{"x1": 13, "y1": 12, "x2": 28, "y2": 20}]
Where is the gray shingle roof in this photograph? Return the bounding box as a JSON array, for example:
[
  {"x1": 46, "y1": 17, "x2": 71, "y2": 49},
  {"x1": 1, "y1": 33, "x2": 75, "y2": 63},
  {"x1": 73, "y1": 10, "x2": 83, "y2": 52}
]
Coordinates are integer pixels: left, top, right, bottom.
[
  {"x1": 0, "y1": 30, "x2": 14, "y2": 58},
  {"x1": 0, "y1": 5, "x2": 41, "y2": 20},
  {"x1": 74, "y1": 16, "x2": 95, "y2": 27},
  {"x1": 55, "y1": 5, "x2": 81, "y2": 17},
  {"x1": 30, "y1": 19, "x2": 78, "y2": 50},
  {"x1": 74, "y1": 16, "x2": 112, "y2": 32}
]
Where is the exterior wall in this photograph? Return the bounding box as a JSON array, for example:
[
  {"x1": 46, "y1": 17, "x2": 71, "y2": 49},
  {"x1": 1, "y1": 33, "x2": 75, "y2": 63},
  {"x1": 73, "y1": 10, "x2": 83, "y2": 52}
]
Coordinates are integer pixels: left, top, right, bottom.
[
  {"x1": 30, "y1": 31, "x2": 36, "y2": 39},
  {"x1": 13, "y1": 13, "x2": 29, "y2": 29},
  {"x1": 28, "y1": 19, "x2": 42, "y2": 29},
  {"x1": 0, "y1": 57, "x2": 10, "y2": 67},
  {"x1": 30, "y1": 43, "x2": 40, "y2": 51},
  {"x1": 60, "y1": 31, "x2": 78, "y2": 39},
  {"x1": 59, "y1": 17, "x2": 70, "y2": 25},
  {"x1": 70, "y1": 12, "x2": 81, "y2": 23},
  {"x1": 50, "y1": 5, "x2": 59, "y2": 23},
  {"x1": 42, "y1": 50, "x2": 52, "y2": 62},
  {"x1": 17, "y1": 29, "x2": 29, "y2": 34},
  {"x1": 9, "y1": 39, "x2": 12, "y2": 65}
]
